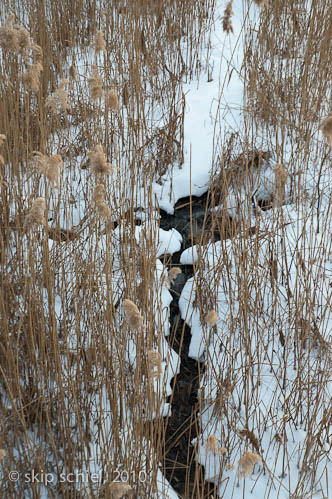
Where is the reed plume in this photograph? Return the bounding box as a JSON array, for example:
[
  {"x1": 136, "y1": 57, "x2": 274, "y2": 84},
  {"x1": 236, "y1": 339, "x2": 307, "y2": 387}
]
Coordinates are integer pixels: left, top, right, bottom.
[
  {"x1": 30, "y1": 152, "x2": 63, "y2": 187},
  {"x1": 147, "y1": 350, "x2": 162, "y2": 377},
  {"x1": 106, "y1": 89, "x2": 120, "y2": 112},
  {"x1": 24, "y1": 197, "x2": 46, "y2": 229},
  {"x1": 88, "y1": 144, "x2": 114, "y2": 175},
  {"x1": 123, "y1": 299, "x2": 144, "y2": 330},
  {"x1": 205, "y1": 309, "x2": 218, "y2": 327},
  {"x1": 205, "y1": 435, "x2": 226, "y2": 456},
  {"x1": 107, "y1": 481, "x2": 132, "y2": 499},
  {"x1": 95, "y1": 30, "x2": 106, "y2": 53},
  {"x1": 168, "y1": 267, "x2": 181, "y2": 285},
  {"x1": 45, "y1": 78, "x2": 71, "y2": 113},
  {"x1": 321, "y1": 115, "x2": 332, "y2": 146},
  {"x1": 237, "y1": 451, "x2": 261, "y2": 477},
  {"x1": 222, "y1": 1, "x2": 234, "y2": 34},
  {"x1": 22, "y1": 62, "x2": 43, "y2": 92},
  {"x1": 88, "y1": 65, "x2": 103, "y2": 100}
]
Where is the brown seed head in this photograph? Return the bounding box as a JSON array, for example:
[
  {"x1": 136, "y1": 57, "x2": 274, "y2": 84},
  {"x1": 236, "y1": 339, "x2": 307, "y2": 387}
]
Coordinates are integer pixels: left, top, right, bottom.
[
  {"x1": 222, "y1": 1, "x2": 234, "y2": 34},
  {"x1": 205, "y1": 309, "x2": 218, "y2": 327},
  {"x1": 237, "y1": 451, "x2": 261, "y2": 477},
  {"x1": 95, "y1": 30, "x2": 106, "y2": 53},
  {"x1": 88, "y1": 144, "x2": 114, "y2": 175}
]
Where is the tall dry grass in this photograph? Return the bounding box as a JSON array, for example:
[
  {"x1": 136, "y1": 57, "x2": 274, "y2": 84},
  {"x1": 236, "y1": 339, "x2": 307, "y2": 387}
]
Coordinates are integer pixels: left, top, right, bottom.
[{"x1": 0, "y1": 1, "x2": 216, "y2": 497}]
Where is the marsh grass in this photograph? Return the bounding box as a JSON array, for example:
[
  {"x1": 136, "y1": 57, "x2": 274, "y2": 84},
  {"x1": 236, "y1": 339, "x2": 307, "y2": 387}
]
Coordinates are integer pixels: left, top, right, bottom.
[{"x1": 1, "y1": 0, "x2": 332, "y2": 498}]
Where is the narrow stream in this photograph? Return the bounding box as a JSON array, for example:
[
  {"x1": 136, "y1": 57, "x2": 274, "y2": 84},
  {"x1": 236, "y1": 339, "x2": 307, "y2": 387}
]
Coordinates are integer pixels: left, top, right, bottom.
[{"x1": 158, "y1": 193, "x2": 220, "y2": 498}]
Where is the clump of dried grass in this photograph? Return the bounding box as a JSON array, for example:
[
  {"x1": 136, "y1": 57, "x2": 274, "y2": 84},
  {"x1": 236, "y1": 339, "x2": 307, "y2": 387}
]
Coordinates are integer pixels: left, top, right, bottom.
[
  {"x1": 321, "y1": 115, "x2": 332, "y2": 146},
  {"x1": 24, "y1": 197, "x2": 46, "y2": 229},
  {"x1": 30, "y1": 152, "x2": 63, "y2": 187},
  {"x1": 95, "y1": 30, "x2": 106, "y2": 53},
  {"x1": 237, "y1": 451, "x2": 261, "y2": 477},
  {"x1": 45, "y1": 79, "x2": 71, "y2": 113},
  {"x1": 88, "y1": 65, "x2": 103, "y2": 100},
  {"x1": 123, "y1": 299, "x2": 145, "y2": 330},
  {"x1": 222, "y1": 1, "x2": 234, "y2": 34},
  {"x1": 88, "y1": 144, "x2": 114, "y2": 175}
]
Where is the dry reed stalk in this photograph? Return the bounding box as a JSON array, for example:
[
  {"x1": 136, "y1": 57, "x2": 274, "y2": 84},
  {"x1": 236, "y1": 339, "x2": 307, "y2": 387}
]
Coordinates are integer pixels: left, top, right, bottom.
[
  {"x1": 123, "y1": 299, "x2": 145, "y2": 330},
  {"x1": 88, "y1": 144, "x2": 114, "y2": 175}
]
